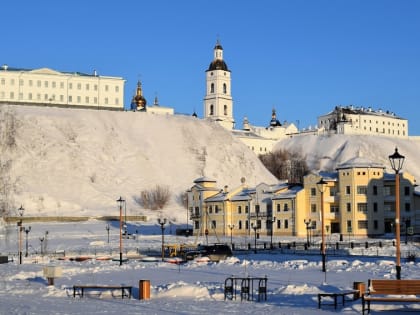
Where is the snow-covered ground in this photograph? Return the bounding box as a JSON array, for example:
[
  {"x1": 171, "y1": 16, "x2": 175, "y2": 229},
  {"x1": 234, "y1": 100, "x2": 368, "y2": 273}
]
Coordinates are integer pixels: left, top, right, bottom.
[{"x1": 1, "y1": 220, "x2": 419, "y2": 315}]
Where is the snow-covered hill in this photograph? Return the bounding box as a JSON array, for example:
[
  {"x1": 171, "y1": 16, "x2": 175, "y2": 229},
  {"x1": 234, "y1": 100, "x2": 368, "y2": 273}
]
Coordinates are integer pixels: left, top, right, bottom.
[
  {"x1": 8, "y1": 105, "x2": 276, "y2": 219},
  {"x1": 275, "y1": 133, "x2": 420, "y2": 180}
]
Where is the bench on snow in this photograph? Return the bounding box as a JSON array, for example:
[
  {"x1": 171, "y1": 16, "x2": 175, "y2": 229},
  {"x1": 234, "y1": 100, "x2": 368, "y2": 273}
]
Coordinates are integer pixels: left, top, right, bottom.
[{"x1": 73, "y1": 284, "x2": 132, "y2": 299}]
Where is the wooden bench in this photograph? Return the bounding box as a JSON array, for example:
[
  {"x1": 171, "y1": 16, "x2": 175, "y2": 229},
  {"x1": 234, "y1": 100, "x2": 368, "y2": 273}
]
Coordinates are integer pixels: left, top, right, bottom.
[
  {"x1": 73, "y1": 285, "x2": 132, "y2": 299},
  {"x1": 362, "y1": 279, "x2": 420, "y2": 314},
  {"x1": 318, "y1": 290, "x2": 358, "y2": 309}
]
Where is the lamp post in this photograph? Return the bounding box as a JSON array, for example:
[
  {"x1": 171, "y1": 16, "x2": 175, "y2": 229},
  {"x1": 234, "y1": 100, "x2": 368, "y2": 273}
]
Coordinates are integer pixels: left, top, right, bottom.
[
  {"x1": 389, "y1": 147, "x2": 405, "y2": 280},
  {"x1": 304, "y1": 219, "x2": 312, "y2": 247},
  {"x1": 17, "y1": 205, "x2": 24, "y2": 264},
  {"x1": 316, "y1": 178, "x2": 327, "y2": 273},
  {"x1": 158, "y1": 218, "x2": 167, "y2": 261},
  {"x1": 39, "y1": 237, "x2": 44, "y2": 256},
  {"x1": 105, "y1": 224, "x2": 110, "y2": 244},
  {"x1": 405, "y1": 218, "x2": 409, "y2": 245},
  {"x1": 267, "y1": 217, "x2": 276, "y2": 249},
  {"x1": 228, "y1": 224, "x2": 234, "y2": 249},
  {"x1": 116, "y1": 196, "x2": 125, "y2": 266},
  {"x1": 251, "y1": 222, "x2": 258, "y2": 254},
  {"x1": 24, "y1": 226, "x2": 31, "y2": 257}
]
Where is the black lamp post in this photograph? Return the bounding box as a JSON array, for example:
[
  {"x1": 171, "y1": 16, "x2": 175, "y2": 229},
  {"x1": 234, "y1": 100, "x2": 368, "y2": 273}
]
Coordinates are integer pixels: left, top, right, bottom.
[
  {"x1": 105, "y1": 224, "x2": 110, "y2": 244},
  {"x1": 389, "y1": 147, "x2": 405, "y2": 280},
  {"x1": 39, "y1": 236, "x2": 44, "y2": 256},
  {"x1": 228, "y1": 224, "x2": 234, "y2": 249},
  {"x1": 251, "y1": 222, "x2": 258, "y2": 254},
  {"x1": 316, "y1": 178, "x2": 327, "y2": 273},
  {"x1": 24, "y1": 226, "x2": 31, "y2": 257},
  {"x1": 158, "y1": 218, "x2": 167, "y2": 261},
  {"x1": 17, "y1": 205, "x2": 24, "y2": 264},
  {"x1": 304, "y1": 219, "x2": 312, "y2": 247},
  {"x1": 116, "y1": 196, "x2": 125, "y2": 266},
  {"x1": 267, "y1": 217, "x2": 276, "y2": 249}
]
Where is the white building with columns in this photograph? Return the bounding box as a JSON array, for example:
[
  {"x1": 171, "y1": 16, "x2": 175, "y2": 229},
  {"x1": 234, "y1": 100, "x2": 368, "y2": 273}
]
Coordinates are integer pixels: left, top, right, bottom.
[{"x1": 0, "y1": 65, "x2": 125, "y2": 110}]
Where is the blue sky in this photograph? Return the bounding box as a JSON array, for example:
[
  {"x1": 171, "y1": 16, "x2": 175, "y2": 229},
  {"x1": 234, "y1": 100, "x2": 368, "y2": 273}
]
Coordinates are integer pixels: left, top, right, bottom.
[{"x1": 2, "y1": 0, "x2": 420, "y2": 135}]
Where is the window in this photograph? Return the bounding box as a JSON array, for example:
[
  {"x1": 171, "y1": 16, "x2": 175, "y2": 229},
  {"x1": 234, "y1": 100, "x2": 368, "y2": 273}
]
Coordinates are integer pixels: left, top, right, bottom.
[
  {"x1": 346, "y1": 186, "x2": 351, "y2": 195},
  {"x1": 245, "y1": 220, "x2": 249, "y2": 229},
  {"x1": 0, "y1": 78, "x2": 5, "y2": 85},
  {"x1": 104, "y1": 97, "x2": 108, "y2": 104},
  {"x1": 60, "y1": 82, "x2": 64, "y2": 89},
  {"x1": 357, "y1": 203, "x2": 367, "y2": 213},
  {"x1": 374, "y1": 220, "x2": 378, "y2": 230},
  {"x1": 208, "y1": 206, "x2": 212, "y2": 213},
  {"x1": 94, "y1": 84, "x2": 98, "y2": 91},
  {"x1": 77, "y1": 96, "x2": 81, "y2": 103},
  {"x1": 373, "y1": 202, "x2": 378, "y2": 212},
  {"x1": 284, "y1": 204, "x2": 288, "y2": 212},
  {"x1": 383, "y1": 186, "x2": 391, "y2": 196},
  {"x1": 358, "y1": 220, "x2": 368, "y2": 229},
  {"x1": 209, "y1": 105, "x2": 214, "y2": 115},
  {"x1": 405, "y1": 203, "x2": 411, "y2": 212},
  {"x1": 346, "y1": 203, "x2": 351, "y2": 212},
  {"x1": 37, "y1": 80, "x2": 41, "y2": 87},
  {"x1": 44, "y1": 81, "x2": 48, "y2": 88},
  {"x1": 10, "y1": 79, "x2": 15, "y2": 85},
  {"x1": 52, "y1": 81, "x2": 56, "y2": 88},
  {"x1": 115, "y1": 98, "x2": 119, "y2": 105},
  {"x1": 68, "y1": 96, "x2": 72, "y2": 102},
  {"x1": 29, "y1": 80, "x2": 33, "y2": 86},
  {"x1": 245, "y1": 206, "x2": 249, "y2": 213},
  {"x1": 85, "y1": 96, "x2": 89, "y2": 103},
  {"x1": 311, "y1": 188, "x2": 316, "y2": 196},
  {"x1": 330, "y1": 205, "x2": 339, "y2": 213},
  {"x1": 224, "y1": 105, "x2": 227, "y2": 115},
  {"x1": 211, "y1": 220, "x2": 216, "y2": 229},
  {"x1": 9, "y1": 92, "x2": 14, "y2": 99},
  {"x1": 28, "y1": 93, "x2": 32, "y2": 100},
  {"x1": 210, "y1": 83, "x2": 214, "y2": 93},
  {"x1": 105, "y1": 85, "x2": 109, "y2": 92},
  {"x1": 373, "y1": 185, "x2": 378, "y2": 195},
  {"x1": 19, "y1": 79, "x2": 24, "y2": 86},
  {"x1": 223, "y1": 83, "x2": 227, "y2": 94},
  {"x1": 115, "y1": 86, "x2": 119, "y2": 92},
  {"x1": 215, "y1": 205, "x2": 219, "y2": 213},
  {"x1": 77, "y1": 83, "x2": 81, "y2": 90},
  {"x1": 237, "y1": 206, "x2": 242, "y2": 214},
  {"x1": 69, "y1": 83, "x2": 72, "y2": 89},
  {"x1": 311, "y1": 204, "x2": 316, "y2": 213},
  {"x1": 86, "y1": 84, "x2": 90, "y2": 90},
  {"x1": 277, "y1": 220, "x2": 281, "y2": 229},
  {"x1": 255, "y1": 204, "x2": 260, "y2": 214},
  {"x1": 404, "y1": 187, "x2": 410, "y2": 196},
  {"x1": 277, "y1": 204, "x2": 280, "y2": 212},
  {"x1": 347, "y1": 220, "x2": 352, "y2": 232},
  {"x1": 284, "y1": 220, "x2": 289, "y2": 229},
  {"x1": 238, "y1": 221, "x2": 242, "y2": 229},
  {"x1": 94, "y1": 97, "x2": 98, "y2": 104},
  {"x1": 357, "y1": 186, "x2": 367, "y2": 195}
]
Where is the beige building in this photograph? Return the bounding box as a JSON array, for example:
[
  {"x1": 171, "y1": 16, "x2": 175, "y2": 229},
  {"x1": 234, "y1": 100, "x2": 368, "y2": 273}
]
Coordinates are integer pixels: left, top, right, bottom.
[
  {"x1": 187, "y1": 156, "x2": 419, "y2": 240},
  {"x1": 0, "y1": 65, "x2": 125, "y2": 110},
  {"x1": 318, "y1": 105, "x2": 408, "y2": 138}
]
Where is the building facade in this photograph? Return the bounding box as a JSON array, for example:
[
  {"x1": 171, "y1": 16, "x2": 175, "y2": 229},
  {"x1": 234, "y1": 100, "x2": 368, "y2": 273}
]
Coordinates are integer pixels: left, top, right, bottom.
[
  {"x1": 0, "y1": 65, "x2": 125, "y2": 110},
  {"x1": 187, "y1": 156, "x2": 419, "y2": 240},
  {"x1": 318, "y1": 105, "x2": 408, "y2": 138}
]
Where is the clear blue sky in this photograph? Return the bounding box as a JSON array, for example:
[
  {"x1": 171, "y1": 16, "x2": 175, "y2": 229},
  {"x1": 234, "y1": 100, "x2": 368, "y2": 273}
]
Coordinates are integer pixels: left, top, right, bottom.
[{"x1": 2, "y1": 0, "x2": 420, "y2": 134}]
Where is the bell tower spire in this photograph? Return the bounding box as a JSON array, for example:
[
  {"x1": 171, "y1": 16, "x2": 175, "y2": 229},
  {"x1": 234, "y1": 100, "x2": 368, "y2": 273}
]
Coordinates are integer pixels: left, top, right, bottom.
[{"x1": 203, "y1": 40, "x2": 234, "y2": 129}]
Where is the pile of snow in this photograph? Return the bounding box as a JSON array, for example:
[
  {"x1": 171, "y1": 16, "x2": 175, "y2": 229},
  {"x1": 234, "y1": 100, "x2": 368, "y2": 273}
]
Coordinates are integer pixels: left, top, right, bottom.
[{"x1": 7, "y1": 105, "x2": 276, "y2": 219}]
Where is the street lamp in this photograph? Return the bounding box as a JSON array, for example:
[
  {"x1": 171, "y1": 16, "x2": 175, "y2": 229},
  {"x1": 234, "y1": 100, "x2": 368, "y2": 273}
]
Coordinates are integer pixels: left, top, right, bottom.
[
  {"x1": 116, "y1": 196, "x2": 125, "y2": 266},
  {"x1": 251, "y1": 222, "x2": 258, "y2": 254},
  {"x1": 24, "y1": 226, "x2": 31, "y2": 257},
  {"x1": 17, "y1": 205, "x2": 24, "y2": 264},
  {"x1": 39, "y1": 236, "x2": 44, "y2": 256},
  {"x1": 228, "y1": 224, "x2": 234, "y2": 249},
  {"x1": 316, "y1": 178, "x2": 327, "y2": 273},
  {"x1": 105, "y1": 224, "x2": 110, "y2": 244},
  {"x1": 304, "y1": 219, "x2": 312, "y2": 247},
  {"x1": 158, "y1": 218, "x2": 167, "y2": 261},
  {"x1": 389, "y1": 147, "x2": 405, "y2": 280},
  {"x1": 267, "y1": 217, "x2": 276, "y2": 249}
]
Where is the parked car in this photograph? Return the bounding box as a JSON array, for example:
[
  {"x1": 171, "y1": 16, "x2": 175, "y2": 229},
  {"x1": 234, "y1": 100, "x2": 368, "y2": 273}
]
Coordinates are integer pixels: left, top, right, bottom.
[{"x1": 197, "y1": 243, "x2": 233, "y2": 262}]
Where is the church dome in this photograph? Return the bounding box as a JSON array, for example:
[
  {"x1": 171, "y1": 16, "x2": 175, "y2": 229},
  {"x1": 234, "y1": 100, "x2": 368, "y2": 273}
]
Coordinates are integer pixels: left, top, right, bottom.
[
  {"x1": 134, "y1": 81, "x2": 147, "y2": 110},
  {"x1": 208, "y1": 59, "x2": 229, "y2": 71}
]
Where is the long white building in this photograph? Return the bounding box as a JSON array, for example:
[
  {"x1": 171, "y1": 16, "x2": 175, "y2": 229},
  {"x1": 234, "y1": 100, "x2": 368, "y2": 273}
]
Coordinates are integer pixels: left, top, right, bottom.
[
  {"x1": 318, "y1": 105, "x2": 408, "y2": 138},
  {"x1": 0, "y1": 65, "x2": 125, "y2": 110}
]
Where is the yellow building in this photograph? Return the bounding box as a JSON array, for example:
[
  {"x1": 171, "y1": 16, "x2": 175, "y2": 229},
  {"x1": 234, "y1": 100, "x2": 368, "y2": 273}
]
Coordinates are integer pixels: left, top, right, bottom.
[{"x1": 187, "y1": 156, "x2": 419, "y2": 240}]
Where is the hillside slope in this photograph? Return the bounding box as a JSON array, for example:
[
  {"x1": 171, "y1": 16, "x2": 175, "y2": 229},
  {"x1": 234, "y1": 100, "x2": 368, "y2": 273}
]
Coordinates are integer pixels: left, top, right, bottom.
[
  {"x1": 7, "y1": 105, "x2": 276, "y2": 219},
  {"x1": 275, "y1": 134, "x2": 420, "y2": 180}
]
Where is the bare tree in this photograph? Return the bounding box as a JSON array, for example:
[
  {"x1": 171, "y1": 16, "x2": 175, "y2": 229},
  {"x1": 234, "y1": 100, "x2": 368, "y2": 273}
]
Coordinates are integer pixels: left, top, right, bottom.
[
  {"x1": 259, "y1": 149, "x2": 308, "y2": 183},
  {"x1": 134, "y1": 185, "x2": 171, "y2": 210}
]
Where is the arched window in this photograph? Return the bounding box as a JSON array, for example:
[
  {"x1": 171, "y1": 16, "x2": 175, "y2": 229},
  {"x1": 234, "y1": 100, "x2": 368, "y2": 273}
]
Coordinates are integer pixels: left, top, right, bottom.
[
  {"x1": 238, "y1": 221, "x2": 242, "y2": 229},
  {"x1": 210, "y1": 83, "x2": 214, "y2": 93},
  {"x1": 210, "y1": 105, "x2": 214, "y2": 115},
  {"x1": 223, "y1": 83, "x2": 227, "y2": 94},
  {"x1": 224, "y1": 105, "x2": 227, "y2": 115}
]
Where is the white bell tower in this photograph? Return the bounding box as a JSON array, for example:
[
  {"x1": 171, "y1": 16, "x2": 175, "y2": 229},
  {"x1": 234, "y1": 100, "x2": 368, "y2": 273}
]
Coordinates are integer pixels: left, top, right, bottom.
[{"x1": 203, "y1": 41, "x2": 234, "y2": 129}]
